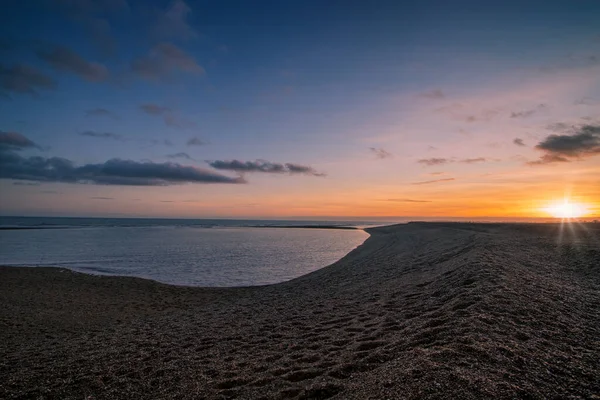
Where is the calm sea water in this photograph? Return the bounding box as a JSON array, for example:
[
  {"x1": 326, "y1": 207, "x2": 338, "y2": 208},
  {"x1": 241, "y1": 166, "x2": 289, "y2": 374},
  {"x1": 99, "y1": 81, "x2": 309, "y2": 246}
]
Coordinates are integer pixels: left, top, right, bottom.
[{"x1": 0, "y1": 217, "x2": 378, "y2": 286}]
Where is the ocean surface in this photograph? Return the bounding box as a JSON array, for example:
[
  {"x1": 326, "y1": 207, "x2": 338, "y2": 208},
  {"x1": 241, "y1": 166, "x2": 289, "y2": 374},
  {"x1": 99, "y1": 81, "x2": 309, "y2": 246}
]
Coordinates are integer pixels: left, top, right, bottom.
[{"x1": 0, "y1": 217, "x2": 382, "y2": 287}]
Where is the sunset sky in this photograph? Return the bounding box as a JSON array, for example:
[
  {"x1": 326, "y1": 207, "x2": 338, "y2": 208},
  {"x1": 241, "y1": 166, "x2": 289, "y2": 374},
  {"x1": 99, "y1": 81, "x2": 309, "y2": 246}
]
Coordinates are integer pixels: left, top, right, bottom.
[{"x1": 1, "y1": 0, "x2": 599, "y2": 219}]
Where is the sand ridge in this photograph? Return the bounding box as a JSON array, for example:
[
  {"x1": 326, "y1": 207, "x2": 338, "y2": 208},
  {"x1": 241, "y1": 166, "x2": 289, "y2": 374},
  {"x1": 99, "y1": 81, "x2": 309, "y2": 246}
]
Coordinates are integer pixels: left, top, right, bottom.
[{"x1": 1, "y1": 223, "x2": 599, "y2": 399}]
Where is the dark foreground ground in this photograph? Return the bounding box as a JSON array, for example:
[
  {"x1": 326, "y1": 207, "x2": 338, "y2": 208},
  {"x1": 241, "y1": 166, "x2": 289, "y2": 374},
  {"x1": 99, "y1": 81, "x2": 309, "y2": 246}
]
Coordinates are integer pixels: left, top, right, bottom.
[{"x1": 1, "y1": 222, "x2": 599, "y2": 399}]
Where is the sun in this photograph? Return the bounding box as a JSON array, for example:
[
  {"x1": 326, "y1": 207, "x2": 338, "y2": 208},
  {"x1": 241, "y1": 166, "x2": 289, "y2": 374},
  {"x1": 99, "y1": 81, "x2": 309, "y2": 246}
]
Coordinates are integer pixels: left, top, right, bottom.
[{"x1": 542, "y1": 200, "x2": 589, "y2": 219}]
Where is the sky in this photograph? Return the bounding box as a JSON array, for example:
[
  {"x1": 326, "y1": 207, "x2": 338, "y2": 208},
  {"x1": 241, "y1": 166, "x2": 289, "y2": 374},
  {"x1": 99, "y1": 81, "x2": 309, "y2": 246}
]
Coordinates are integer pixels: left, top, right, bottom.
[{"x1": 1, "y1": 0, "x2": 599, "y2": 220}]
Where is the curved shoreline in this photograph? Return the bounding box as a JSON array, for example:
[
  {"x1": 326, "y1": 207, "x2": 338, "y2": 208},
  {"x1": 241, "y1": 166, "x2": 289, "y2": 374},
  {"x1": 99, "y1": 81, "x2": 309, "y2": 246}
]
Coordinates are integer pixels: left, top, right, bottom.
[
  {"x1": 1, "y1": 222, "x2": 599, "y2": 399},
  {"x1": 0, "y1": 225, "x2": 371, "y2": 288}
]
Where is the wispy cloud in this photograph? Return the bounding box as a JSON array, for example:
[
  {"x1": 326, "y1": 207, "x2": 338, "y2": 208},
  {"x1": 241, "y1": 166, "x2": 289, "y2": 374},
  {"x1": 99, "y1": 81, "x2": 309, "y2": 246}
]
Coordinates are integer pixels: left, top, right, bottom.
[
  {"x1": 208, "y1": 159, "x2": 326, "y2": 176},
  {"x1": 36, "y1": 45, "x2": 109, "y2": 82},
  {"x1": 86, "y1": 108, "x2": 118, "y2": 119},
  {"x1": 419, "y1": 89, "x2": 445, "y2": 99},
  {"x1": 155, "y1": 0, "x2": 197, "y2": 40},
  {"x1": 418, "y1": 158, "x2": 449, "y2": 166},
  {"x1": 90, "y1": 196, "x2": 114, "y2": 200},
  {"x1": 411, "y1": 178, "x2": 455, "y2": 185},
  {"x1": 459, "y1": 157, "x2": 487, "y2": 164},
  {"x1": 12, "y1": 181, "x2": 40, "y2": 186},
  {"x1": 187, "y1": 137, "x2": 205, "y2": 146},
  {"x1": 140, "y1": 103, "x2": 195, "y2": 128},
  {"x1": 79, "y1": 130, "x2": 124, "y2": 141},
  {"x1": 0, "y1": 64, "x2": 56, "y2": 97},
  {"x1": 131, "y1": 42, "x2": 203, "y2": 81},
  {"x1": 167, "y1": 152, "x2": 194, "y2": 160},
  {"x1": 418, "y1": 157, "x2": 489, "y2": 166},
  {"x1": 510, "y1": 103, "x2": 547, "y2": 118},
  {"x1": 369, "y1": 147, "x2": 393, "y2": 159},
  {"x1": 513, "y1": 138, "x2": 526, "y2": 147}
]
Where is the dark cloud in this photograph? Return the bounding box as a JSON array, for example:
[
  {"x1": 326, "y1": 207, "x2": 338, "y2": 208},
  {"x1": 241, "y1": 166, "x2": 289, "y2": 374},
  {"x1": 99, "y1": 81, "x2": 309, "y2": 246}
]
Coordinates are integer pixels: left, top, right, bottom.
[
  {"x1": 381, "y1": 198, "x2": 432, "y2": 203},
  {"x1": 36, "y1": 45, "x2": 109, "y2": 82},
  {"x1": 510, "y1": 104, "x2": 547, "y2": 119},
  {"x1": 513, "y1": 138, "x2": 526, "y2": 147},
  {"x1": 131, "y1": 42, "x2": 204, "y2": 81},
  {"x1": 187, "y1": 137, "x2": 205, "y2": 146},
  {"x1": 369, "y1": 147, "x2": 393, "y2": 159},
  {"x1": 419, "y1": 89, "x2": 445, "y2": 99},
  {"x1": 0, "y1": 131, "x2": 41, "y2": 150},
  {"x1": 0, "y1": 146, "x2": 245, "y2": 186},
  {"x1": 79, "y1": 130, "x2": 124, "y2": 141},
  {"x1": 86, "y1": 108, "x2": 117, "y2": 118},
  {"x1": 167, "y1": 152, "x2": 193, "y2": 160},
  {"x1": 90, "y1": 196, "x2": 114, "y2": 200},
  {"x1": 140, "y1": 103, "x2": 195, "y2": 129},
  {"x1": 418, "y1": 158, "x2": 449, "y2": 166},
  {"x1": 459, "y1": 157, "x2": 487, "y2": 164},
  {"x1": 411, "y1": 178, "x2": 455, "y2": 185},
  {"x1": 529, "y1": 124, "x2": 600, "y2": 165},
  {"x1": 155, "y1": 0, "x2": 197, "y2": 40},
  {"x1": 0, "y1": 64, "x2": 56, "y2": 96},
  {"x1": 208, "y1": 159, "x2": 325, "y2": 177}
]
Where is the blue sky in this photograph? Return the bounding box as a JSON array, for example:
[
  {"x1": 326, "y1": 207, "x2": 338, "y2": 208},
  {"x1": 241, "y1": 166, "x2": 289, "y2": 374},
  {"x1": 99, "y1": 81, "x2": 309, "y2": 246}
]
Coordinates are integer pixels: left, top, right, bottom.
[{"x1": 1, "y1": 0, "x2": 599, "y2": 218}]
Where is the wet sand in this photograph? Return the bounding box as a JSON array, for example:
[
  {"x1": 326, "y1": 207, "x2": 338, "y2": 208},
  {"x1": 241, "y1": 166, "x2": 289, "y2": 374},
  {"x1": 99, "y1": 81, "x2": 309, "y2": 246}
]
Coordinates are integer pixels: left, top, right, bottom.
[{"x1": 1, "y1": 222, "x2": 599, "y2": 399}]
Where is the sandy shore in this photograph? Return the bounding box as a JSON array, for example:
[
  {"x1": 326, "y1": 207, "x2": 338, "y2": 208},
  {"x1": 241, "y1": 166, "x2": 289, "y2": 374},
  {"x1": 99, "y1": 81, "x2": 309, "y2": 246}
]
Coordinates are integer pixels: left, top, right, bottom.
[{"x1": 1, "y1": 222, "x2": 599, "y2": 399}]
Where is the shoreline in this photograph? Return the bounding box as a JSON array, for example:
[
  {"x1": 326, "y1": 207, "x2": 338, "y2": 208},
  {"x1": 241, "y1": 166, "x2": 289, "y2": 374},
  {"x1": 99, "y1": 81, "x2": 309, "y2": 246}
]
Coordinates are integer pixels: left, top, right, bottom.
[{"x1": 1, "y1": 222, "x2": 599, "y2": 399}]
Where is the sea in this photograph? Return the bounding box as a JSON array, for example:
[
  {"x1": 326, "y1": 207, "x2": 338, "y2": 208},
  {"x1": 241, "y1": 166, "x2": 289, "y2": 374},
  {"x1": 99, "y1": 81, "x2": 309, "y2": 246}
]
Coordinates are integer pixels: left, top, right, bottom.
[{"x1": 0, "y1": 216, "x2": 391, "y2": 287}]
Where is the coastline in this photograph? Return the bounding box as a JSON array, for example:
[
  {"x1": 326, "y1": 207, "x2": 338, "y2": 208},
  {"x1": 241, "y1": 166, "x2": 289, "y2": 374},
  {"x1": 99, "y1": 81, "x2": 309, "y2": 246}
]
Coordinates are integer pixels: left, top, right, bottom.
[{"x1": 1, "y1": 222, "x2": 599, "y2": 399}]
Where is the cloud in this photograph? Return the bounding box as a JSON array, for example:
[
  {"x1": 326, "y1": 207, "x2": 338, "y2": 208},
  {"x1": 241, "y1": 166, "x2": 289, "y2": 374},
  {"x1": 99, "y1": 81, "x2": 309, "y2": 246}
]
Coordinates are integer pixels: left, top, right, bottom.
[
  {"x1": 0, "y1": 131, "x2": 41, "y2": 150},
  {"x1": 381, "y1": 198, "x2": 432, "y2": 203},
  {"x1": 418, "y1": 157, "x2": 488, "y2": 166},
  {"x1": 513, "y1": 138, "x2": 526, "y2": 147},
  {"x1": 418, "y1": 158, "x2": 449, "y2": 166},
  {"x1": 36, "y1": 45, "x2": 109, "y2": 82},
  {"x1": 0, "y1": 143, "x2": 245, "y2": 186},
  {"x1": 208, "y1": 159, "x2": 326, "y2": 176},
  {"x1": 12, "y1": 181, "x2": 40, "y2": 186},
  {"x1": 529, "y1": 124, "x2": 600, "y2": 164},
  {"x1": 167, "y1": 152, "x2": 193, "y2": 160},
  {"x1": 85, "y1": 108, "x2": 118, "y2": 118},
  {"x1": 419, "y1": 89, "x2": 445, "y2": 99},
  {"x1": 369, "y1": 147, "x2": 393, "y2": 159},
  {"x1": 0, "y1": 64, "x2": 56, "y2": 96},
  {"x1": 187, "y1": 137, "x2": 205, "y2": 146},
  {"x1": 527, "y1": 154, "x2": 570, "y2": 165},
  {"x1": 79, "y1": 130, "x2": 124, "y2": 141},
  {"x1": 90, "y1": 196, "x2": 114, "y2": 200},
  {"x1": 510, "y1": 104, "x2": 547, "y2": 118},
  {"x1": 131, "y1": 42, "x2": 204, "y2": 81},
  {"x1": 156, "y1": 0, "x2": 197, "y2": 40},
  {"x1": 411, "y1": 178, "x2": 455, "y2": 185},
  {"x1": 140, "y1": 103, "x2": 195, "y2": 129},
  {"x1": 459, "y1": 157, "x2": 487, "y2": 164}
]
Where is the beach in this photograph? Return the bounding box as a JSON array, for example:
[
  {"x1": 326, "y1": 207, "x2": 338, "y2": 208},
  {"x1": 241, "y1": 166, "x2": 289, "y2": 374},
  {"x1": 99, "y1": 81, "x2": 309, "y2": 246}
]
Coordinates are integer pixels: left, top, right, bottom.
[{"x1": 1, "y1": 222, "x2": 599, "y2": 399}]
